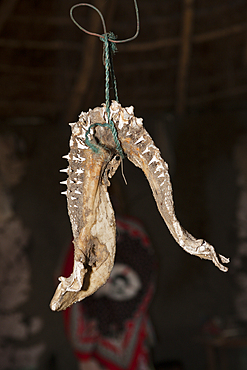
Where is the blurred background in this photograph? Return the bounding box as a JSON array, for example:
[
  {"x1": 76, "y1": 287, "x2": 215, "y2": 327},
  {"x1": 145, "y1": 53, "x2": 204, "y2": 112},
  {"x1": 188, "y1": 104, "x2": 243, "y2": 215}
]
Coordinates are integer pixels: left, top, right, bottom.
[{"x1": 0, "y1": 0, "x2": 247, "y2": 369}]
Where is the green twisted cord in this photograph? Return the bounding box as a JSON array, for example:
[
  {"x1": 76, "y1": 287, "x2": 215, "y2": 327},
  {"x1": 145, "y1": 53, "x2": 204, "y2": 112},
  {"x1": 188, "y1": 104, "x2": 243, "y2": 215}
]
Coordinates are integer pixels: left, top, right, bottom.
[
  {"x1": 86, "y1": 33, "x2": 124, "y2": 158},
  {"x1": 105, "y1": 32, "x2": 119, "y2": 103}
]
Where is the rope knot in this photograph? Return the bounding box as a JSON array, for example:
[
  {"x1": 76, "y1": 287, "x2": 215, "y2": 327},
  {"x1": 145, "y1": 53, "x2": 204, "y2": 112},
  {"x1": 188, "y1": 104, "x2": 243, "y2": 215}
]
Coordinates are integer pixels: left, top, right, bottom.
[{"x1": 100, "y1": 32, "x2": 118, "y2": 55}]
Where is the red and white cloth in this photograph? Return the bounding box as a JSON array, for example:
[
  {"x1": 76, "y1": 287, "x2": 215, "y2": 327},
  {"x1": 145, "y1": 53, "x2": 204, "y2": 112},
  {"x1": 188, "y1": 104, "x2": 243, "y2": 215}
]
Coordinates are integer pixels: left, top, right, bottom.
[{"x1": 62, "y1": 216, "x2": 156, "y2": 370}]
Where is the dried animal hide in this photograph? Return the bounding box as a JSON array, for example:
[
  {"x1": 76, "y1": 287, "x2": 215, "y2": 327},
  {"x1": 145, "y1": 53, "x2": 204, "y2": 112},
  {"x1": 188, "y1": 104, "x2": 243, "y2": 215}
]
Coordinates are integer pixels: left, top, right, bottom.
[{"x1": 50, "y1": 101, "x2": 229, "y2": 311}]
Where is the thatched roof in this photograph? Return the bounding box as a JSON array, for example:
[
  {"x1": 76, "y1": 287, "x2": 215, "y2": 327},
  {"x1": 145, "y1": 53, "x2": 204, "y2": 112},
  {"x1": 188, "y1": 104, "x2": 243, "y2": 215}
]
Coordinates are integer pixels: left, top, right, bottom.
[{"x1": 1, "y1": 0, "x2": 247, "y2": 124}]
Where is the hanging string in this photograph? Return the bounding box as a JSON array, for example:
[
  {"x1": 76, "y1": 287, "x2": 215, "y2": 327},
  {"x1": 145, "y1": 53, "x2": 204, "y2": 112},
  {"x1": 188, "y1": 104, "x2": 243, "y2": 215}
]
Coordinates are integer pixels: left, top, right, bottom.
[{"x1": 70, "y1": 1, "x2": 139, "y2": 158}]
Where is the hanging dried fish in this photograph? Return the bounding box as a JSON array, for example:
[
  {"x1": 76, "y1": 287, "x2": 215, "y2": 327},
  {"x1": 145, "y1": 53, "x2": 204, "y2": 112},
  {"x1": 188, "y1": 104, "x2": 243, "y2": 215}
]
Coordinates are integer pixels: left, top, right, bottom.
[{"x1": 50, "y1": 101, "x2": 229, "y2": 311}]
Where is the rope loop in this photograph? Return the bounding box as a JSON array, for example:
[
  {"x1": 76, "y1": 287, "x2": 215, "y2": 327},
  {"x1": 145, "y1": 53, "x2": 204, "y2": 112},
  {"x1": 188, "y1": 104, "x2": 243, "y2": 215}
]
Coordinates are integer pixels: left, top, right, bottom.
[{"x1": 70, "y1": 1, "x2": 139, "y2": 43}]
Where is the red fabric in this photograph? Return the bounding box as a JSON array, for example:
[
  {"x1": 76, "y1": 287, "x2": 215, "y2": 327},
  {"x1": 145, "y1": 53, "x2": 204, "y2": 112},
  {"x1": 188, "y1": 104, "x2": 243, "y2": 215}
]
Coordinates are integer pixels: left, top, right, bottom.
[{"x1": 62, "y1": 216, "x2": 155, "y2": 370}]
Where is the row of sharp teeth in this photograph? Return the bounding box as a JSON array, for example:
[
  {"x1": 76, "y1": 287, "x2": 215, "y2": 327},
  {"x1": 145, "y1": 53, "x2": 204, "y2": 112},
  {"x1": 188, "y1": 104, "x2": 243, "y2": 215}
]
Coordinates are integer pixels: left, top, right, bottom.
[{"x1": 60, "y1": 154, "x2": 69, "y2": 195}]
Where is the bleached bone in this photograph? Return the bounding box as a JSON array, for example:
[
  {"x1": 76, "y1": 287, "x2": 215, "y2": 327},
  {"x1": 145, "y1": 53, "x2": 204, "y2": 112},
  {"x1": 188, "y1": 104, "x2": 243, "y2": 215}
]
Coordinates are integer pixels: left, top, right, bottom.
[{"x1": 50, "y1": 101, "x2": 229, "y2": 312}]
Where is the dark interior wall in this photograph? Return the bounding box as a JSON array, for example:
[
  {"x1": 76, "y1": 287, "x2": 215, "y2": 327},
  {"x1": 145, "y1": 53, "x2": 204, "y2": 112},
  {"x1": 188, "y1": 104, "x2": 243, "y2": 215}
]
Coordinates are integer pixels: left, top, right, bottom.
[{"x1": 6, "y1": 107, "x2": 245, "y2": 370}]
